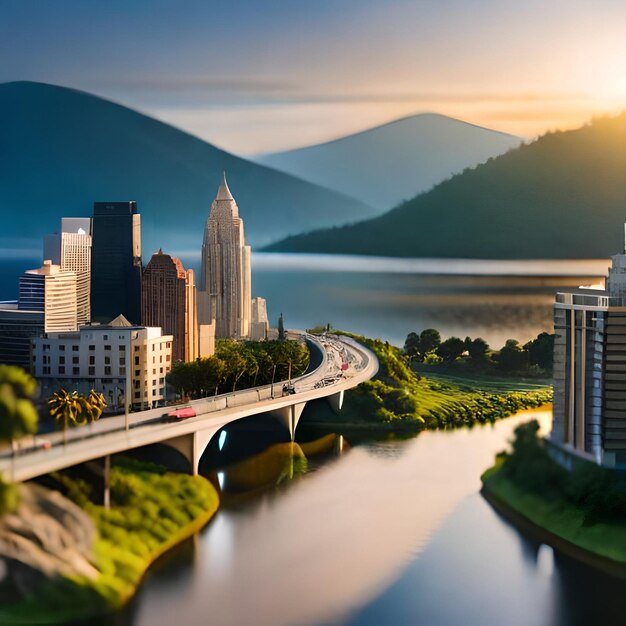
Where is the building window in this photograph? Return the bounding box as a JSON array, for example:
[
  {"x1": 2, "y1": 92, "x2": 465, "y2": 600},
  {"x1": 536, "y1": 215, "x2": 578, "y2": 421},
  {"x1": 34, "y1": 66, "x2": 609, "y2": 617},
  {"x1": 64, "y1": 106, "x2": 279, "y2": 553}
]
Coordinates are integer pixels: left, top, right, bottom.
[
  {"x1": 72, "y1": 356, "x2": 79, "y2": 364},
  {"x1": 160, "y1": 355, "x2": 163, "y2": 363},
  {"x1": 120, "y1": 367, "x2": 126, "y2": 375},
  {"x1": 104, "y1": 356, "x2": 111, "y2": 365},
  {"x1": 134, "y1": 356, "x2": 139, "y2": 366},
  {"x1": 59, "y1": 345, "x2": 65, "y2": 351},
  {"x1": 104, "y1": 345, "x2": 111, "y2": 351},
  {"x1": 152, "y1": 345, "x2": 155, "y2": 351},
  {"x1": 134, "y1": 346, "x2": 139, "y2": 352},
  {"x1": 134, "y1": 391, "x2": 140, "y2": 399},
  {"x1": 89, "y1": 355, "x2": 95, "y2": 365},
  {"x1": 152, "y1": 356, "x2": 155, "y2": 364},
  {"x1": 59, "y1": 366, "x2": 65, "y2": 374},
  {"x1": 89, "y1": 345, "x2": 95, "y2": 351},
  {"x1": 134, "y1": 380, "x2": 140, "y2": 389},
  {"x1": 135, "y1": 369, "x2": 140, "y2": 376},
  {"x1": 153, "y1": 368, "x2": 156, "y2": 375},
  {"x1": 166, "y1": 355, "x2": 170, "y2": 362},
  {"x1": 72, "y1": 345, "x2": 79, "y2": 352},
  {"x1": 43, "y1": 366, "x2": 50, "y2": 375},
  {"x1": 88, "y1": 366, "x2": 95, "y2": 376},
  {"x1": 43, "y1": 343, "x2": 50, "y2": 351},
  {"x1": 167, "y1": 342, "x2": 171, "y2": 348},
  {"x1": 105, "y1": 366, "x2": 111, "y2": 375},
  {"x1": 152, "y1": 389, "x2": 157, "y2": 396},
  {"x1": 73, "y1": 367, "x2": 79, "y2": 375},
  {"x1": 160, "y1": 367, "x2": 163, "y2": 374},
  {"x1": 119, "y1": 357, "x2": 125, "y2": 365},
  {"x1": 119, "y1": 345, "x2": 126, "y2": 351},
  {"x1": 59, "y1": 356, "x2": 65, "y2": 364},
  {"x1": 159, "y1": 377, "x2": 164, "y2": 384},
  {"x1": 103, "y1": 334, "x2": 108, "y2": 340}
]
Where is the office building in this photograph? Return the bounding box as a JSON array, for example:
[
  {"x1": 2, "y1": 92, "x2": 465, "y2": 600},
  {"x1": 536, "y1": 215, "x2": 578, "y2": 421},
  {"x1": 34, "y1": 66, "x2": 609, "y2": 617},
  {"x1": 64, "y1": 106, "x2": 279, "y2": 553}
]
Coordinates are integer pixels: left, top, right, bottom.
[
  {"x1": 200, "y1": 174, "x2": 251, "y2": 339},
  {"x1": 91, "y1": 201, "x2": 142, "y2": 324},
  {"x1": 142, "y1": 250, "x2": 198, "y2": 362},
  {"x1": 552, "y1": 225, "x2": 626, "y2": 467},
  {"x1": 0, "y1": 303, "x2": 44, "y2": 368},
  {"x1": 44, "y1": 217, "x2": 92, "y2": 324},
  {"x1": 31, "y1": 315, "x2": 173, "y2": 410},
  {"x1": 19, "y1": 261, "x2": 78, "y2": 333}
]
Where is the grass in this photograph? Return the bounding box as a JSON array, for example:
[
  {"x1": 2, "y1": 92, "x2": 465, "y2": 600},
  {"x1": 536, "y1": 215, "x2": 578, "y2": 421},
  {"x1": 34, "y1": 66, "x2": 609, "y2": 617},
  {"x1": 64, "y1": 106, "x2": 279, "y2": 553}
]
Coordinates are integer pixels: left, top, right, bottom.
[
  {"x1": 306, "y1": 331, "x2": 552, "y2": 431},
  {"x1": 0, "y1": 458, "x2": 220, "y2": 623},
  {"x1": 482, "y1": 459, "x2": 626, "y2": 565}
]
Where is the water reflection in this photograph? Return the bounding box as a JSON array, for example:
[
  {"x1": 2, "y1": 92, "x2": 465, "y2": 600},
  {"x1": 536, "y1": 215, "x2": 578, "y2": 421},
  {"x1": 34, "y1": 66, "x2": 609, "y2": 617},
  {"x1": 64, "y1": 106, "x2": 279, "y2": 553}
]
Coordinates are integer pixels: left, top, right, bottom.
[{"x1": 124, "y1": 411, "x2": 582, "y2": 626}]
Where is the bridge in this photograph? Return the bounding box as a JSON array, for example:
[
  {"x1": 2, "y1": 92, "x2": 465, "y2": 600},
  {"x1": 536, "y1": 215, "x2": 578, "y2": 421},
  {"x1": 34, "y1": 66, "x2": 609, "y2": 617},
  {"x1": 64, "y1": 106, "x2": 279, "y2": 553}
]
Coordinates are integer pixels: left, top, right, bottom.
[{"x1": 0, "y1": 333, "x2": 378, "y2": 483}]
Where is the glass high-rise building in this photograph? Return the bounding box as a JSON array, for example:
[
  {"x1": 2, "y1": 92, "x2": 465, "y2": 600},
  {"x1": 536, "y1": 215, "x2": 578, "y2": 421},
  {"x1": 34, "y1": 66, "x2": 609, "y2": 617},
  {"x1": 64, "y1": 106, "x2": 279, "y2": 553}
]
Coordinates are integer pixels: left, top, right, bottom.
[{"x1": 91, "y1": 201, "x2": 142, "y2": 324}]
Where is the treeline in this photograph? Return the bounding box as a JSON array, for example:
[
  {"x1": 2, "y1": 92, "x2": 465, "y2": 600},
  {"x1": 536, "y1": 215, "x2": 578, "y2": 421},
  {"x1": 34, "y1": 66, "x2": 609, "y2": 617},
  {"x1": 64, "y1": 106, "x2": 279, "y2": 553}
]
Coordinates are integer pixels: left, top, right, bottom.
[
  {"x1": 404, "y1": 329, "x2": 554, "y2": 375},
  {"x1": 166, "y1": 339, "x2": 310, "y2": 399}
]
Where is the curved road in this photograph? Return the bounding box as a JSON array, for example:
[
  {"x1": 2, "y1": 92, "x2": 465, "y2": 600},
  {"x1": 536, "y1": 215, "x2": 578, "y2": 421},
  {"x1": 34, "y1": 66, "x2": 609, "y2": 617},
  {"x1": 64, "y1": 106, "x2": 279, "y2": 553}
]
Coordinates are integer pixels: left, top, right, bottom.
[{"x1": 0, "y1": 332, "x2": 378, "y2": 482}]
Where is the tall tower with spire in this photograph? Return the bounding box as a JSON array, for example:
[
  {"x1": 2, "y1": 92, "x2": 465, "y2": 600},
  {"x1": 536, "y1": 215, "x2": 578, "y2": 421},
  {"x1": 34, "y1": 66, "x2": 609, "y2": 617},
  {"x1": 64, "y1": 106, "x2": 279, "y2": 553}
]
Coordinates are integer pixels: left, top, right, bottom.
[{"x1": 200, "y1": 174, "x2": 252, "y2": 339}]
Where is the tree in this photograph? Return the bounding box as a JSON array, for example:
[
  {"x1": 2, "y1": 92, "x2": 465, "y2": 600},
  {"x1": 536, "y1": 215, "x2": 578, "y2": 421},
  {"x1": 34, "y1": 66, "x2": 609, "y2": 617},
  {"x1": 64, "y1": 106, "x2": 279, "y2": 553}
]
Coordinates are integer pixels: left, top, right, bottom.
[
  {"x1": 419, "y1": 329, "x2": 441, "y2": 356},
  {"x1": 48, "y1": 389, "x2": 83, "y2": 445},
  {"x1": 467, "y1": 337, "x2": 490, "y2": 362},
  {"x1": 197, "y1": 356, "x2": 227, "y2": 396},
  {"x1": 497, "y1": 339, "x2": 529, "y2": 372},
  {"x1": 77, "y1": 390, "x2": 107, "y2": 424},
  {"x1": 525, "y1": 332, "x2": 555, "y2": 372},
  {"x1": 403, "y1": 332, "x2": 421, "y2": 361},
  {"x1": 436, "y1": 337, "x2": 465, "y2": 363},
  {"x1": 0, "y1": 365, "x2": 39, "y2": 452}
]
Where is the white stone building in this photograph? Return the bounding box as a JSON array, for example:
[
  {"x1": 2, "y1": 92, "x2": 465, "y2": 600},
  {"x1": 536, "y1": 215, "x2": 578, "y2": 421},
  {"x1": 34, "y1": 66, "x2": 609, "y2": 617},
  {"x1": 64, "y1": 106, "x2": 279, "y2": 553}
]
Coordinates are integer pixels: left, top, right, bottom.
[
  {"x1": 250, "y1": 297, "x2": 270, "y2": 341},
  {"x1": 19, "y1": 261, "x2": 78, "y2": 333},
  {"x1": 31, "y1": 315, "x2": 173, "y2": 411}
]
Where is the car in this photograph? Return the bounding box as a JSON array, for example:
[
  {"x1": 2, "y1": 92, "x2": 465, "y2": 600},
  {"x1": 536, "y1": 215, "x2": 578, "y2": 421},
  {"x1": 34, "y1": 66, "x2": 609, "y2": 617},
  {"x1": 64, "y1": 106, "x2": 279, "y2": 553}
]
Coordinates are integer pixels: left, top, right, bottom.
[{"x1": 166, "y1": 406, "x2": 197, "y2": 420}]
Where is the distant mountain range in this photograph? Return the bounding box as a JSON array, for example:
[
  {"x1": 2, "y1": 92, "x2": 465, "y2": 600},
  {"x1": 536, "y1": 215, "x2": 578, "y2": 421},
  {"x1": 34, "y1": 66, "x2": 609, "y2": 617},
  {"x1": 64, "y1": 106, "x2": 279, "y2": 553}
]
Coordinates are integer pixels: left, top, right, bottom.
[
  {"x1": 254, "y1": 113, "x2": 521, "y2": 209},
  {"x1": 0, "y1": 81, "x2": 378, "y2": 257},
  {"x1": 264, "y1": 113, "x2": 626, "y2": 259}
]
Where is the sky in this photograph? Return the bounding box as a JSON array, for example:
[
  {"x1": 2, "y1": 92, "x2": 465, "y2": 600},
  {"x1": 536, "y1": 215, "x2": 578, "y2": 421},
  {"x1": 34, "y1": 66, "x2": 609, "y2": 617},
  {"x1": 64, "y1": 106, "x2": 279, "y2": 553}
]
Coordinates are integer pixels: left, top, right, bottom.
[{"x1": 2, "y1": 0, "x2": 626, "y2": 154}]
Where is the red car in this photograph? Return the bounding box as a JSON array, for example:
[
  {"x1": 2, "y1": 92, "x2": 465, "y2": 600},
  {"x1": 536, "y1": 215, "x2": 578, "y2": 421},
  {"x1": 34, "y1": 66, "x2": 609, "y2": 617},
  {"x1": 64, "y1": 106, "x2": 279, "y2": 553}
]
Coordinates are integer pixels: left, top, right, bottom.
[{"x1": 167, "y1": 406, "x2": 196, "y2": 420}]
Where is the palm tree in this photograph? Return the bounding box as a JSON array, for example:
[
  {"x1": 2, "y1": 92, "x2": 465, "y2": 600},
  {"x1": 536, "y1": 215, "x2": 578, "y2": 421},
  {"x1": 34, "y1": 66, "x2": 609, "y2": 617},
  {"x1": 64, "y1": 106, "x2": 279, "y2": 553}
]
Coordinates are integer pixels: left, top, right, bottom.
[
  {"x1": 78, "y1": 390, "x2": 107, "y2": 425},
  {"x1": 48, "y1": 389, "x2": 82, "y2": 446}
]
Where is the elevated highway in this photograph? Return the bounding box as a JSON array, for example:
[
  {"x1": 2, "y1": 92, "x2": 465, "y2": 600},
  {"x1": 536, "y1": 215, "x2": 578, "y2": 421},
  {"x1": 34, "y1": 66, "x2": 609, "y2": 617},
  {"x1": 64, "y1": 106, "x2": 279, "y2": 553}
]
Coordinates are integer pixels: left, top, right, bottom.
[{"x1": 0, "y1": 333, "x2": 378, "y2": 481}]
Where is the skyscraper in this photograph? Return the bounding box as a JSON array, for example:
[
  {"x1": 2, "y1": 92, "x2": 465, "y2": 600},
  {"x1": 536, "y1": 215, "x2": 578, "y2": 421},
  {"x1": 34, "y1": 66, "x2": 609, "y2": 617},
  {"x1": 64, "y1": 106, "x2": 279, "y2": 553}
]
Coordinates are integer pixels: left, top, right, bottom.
[
  {"x1": 44, "y1": 217, "x2": 92, "y2": 325},
  {"x1": 200, "y1": 174, "x2": 251, "y2": 339},
  {"x1": 141, "y1": 249, "x2": 198, "y2": 362},
  {"x1": 19, "y1": 261, "x2": 78, "y2": 332},
  {"x1": 91, "y1": 202, "x2": 142, "y2": 324}
]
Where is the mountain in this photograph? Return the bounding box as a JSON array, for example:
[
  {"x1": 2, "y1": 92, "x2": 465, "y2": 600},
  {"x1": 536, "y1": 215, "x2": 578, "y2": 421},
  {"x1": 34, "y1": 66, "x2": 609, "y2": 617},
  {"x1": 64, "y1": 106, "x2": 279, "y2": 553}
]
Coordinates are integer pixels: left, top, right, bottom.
[
  {"x1": 254, "y1": 113, "x2": 521, "y2": 209},
  {"x1": 264, "y1": 113, "x2": 626, "y2": 259},
  {"x1": 0, "y1": 81, "x2": 378, "y2": 257}
]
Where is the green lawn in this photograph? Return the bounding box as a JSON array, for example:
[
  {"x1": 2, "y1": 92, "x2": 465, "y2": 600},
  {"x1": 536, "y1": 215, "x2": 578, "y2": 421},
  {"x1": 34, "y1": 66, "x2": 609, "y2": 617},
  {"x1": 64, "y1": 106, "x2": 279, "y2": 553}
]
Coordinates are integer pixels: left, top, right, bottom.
[{"x1": 306, "y1": 332, "x2": 552, "y2": 431}]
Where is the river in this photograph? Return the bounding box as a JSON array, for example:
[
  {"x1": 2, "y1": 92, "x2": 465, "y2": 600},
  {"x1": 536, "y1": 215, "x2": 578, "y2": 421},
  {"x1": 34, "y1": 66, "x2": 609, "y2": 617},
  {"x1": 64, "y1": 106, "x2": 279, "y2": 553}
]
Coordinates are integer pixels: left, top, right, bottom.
[
  {"x1": 2, "y1": 253, "x2": 620, "y2": 625},
  {"x1": 110, "y1": 410, "x2": 622, "y2": 626}
]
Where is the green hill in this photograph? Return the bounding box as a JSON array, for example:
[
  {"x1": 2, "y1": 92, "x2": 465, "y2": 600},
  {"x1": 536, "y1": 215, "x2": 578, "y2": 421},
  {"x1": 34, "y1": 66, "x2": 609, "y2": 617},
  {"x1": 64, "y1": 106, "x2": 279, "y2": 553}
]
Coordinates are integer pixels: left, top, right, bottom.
[
  {"x1": 0, "y1": 81, "x2": 377, "y2": 256},
  {"x1": 264, "y1": 113, "x2": 626, "y2": 259}
]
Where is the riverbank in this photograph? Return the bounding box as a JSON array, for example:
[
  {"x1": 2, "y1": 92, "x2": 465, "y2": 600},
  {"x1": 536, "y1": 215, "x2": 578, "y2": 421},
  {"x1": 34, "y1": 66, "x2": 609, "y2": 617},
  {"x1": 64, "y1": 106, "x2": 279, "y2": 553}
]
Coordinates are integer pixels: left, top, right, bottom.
[
  {"x1": 305, "y1": 332, "x2": 552, "y2": 432},
  {"x1": 481, "y1": 422, "x2": 626, "y2": 578},
  {"x1": 0, "y1": 459, "x2": 219, "y2": 624}
]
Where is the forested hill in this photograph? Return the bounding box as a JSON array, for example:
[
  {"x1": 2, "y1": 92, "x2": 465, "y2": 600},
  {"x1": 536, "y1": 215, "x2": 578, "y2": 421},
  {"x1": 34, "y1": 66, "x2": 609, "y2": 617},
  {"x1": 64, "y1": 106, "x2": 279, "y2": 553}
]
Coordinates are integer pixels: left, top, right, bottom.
[{"x1": 264, "y1": 113, "x2": 626, "y2": 259}]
